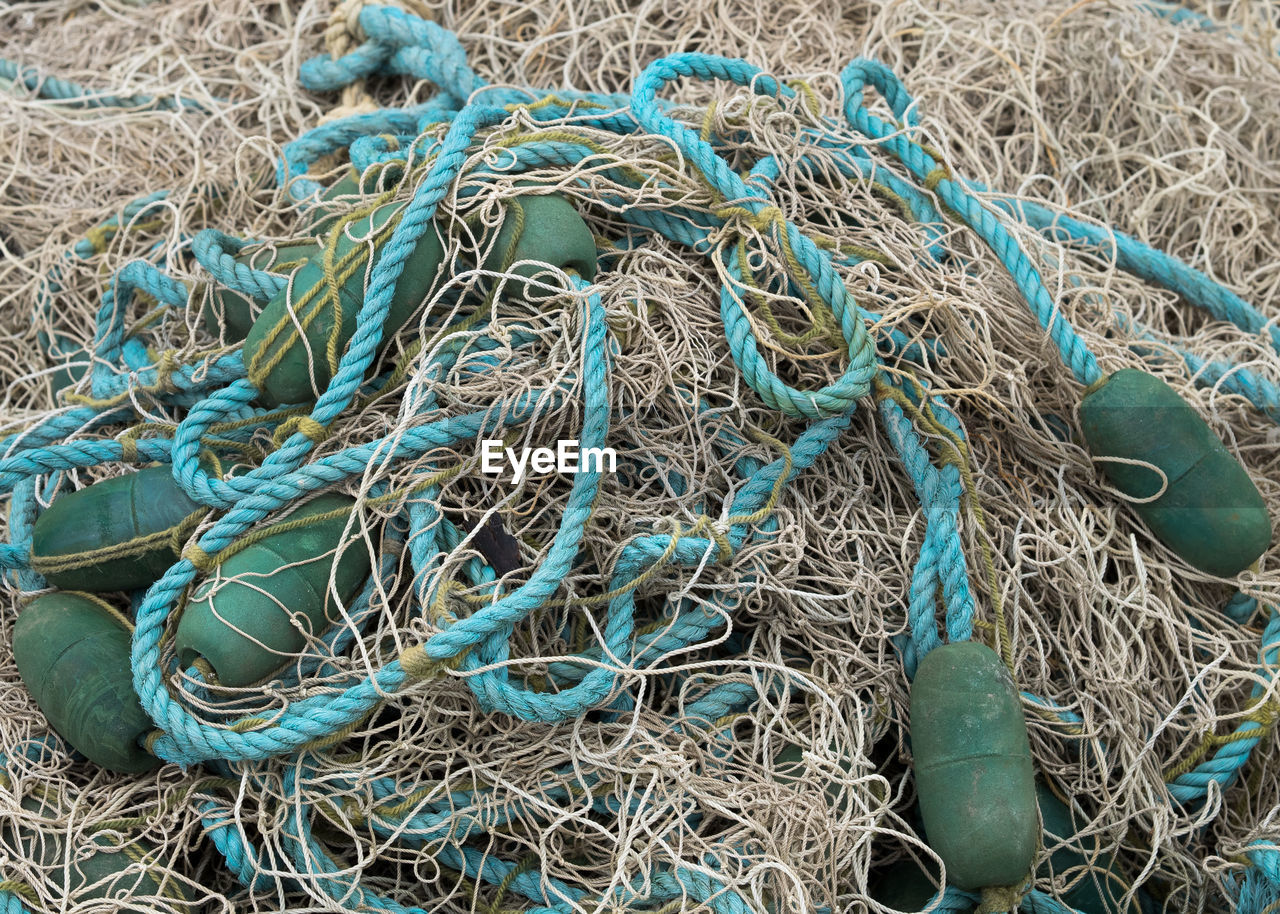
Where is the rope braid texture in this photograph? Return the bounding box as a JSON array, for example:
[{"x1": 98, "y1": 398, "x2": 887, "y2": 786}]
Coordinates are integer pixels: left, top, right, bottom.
[{"x1": 1, "y1": 1, "x2": 1279, "y2": 912}]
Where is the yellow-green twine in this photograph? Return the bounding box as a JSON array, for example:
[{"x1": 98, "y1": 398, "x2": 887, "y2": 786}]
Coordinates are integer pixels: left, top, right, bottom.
[
  {"x1": 29, "y1": 507, "x2": 208, "y2": 579},
  {"x1": 0, "y1": 881, "x2": 38, "y2": 903},
  {"x1": 245, "y1": 192, "x2": 399, "y2": 390}
]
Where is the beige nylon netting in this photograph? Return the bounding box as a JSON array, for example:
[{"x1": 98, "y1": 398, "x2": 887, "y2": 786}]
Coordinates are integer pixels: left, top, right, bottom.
[{"x1": 1, "y1": 1, "x2": 1278, "y2": 912}]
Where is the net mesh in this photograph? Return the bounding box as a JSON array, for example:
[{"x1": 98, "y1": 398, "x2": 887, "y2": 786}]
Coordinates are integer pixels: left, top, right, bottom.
[{"x1": 1, "y1": 1, "x2": 1278, "y2": 912}]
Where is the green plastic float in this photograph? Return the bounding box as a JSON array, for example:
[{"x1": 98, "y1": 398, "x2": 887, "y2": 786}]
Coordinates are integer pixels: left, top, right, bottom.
[
  {"x1": 29, "y1": 465, "x2": 207, "y2": 592},
  {"x1": 863, "y1": 779, "x2": 1149, "y2": 912},
  {"x1": 909, "y1": 641, "x2": 1037, "y2": 893},
  {"x1": 242, "y1": 199, "x2": 449, "y2": 405},
  {"x1": 1037, "y1": 780, "x2": 1139, "y2": 914},
  {"x1": 14, "y1": 592, "x2": 158, "y2": 773},
  {"x1": 203, "y1": 166, "x2": 409, "y2": 342},
  {"x1": 867, "y1": 786, "x2": 1141, "y2": 913},
  {"x1": 173, "y1": 492, "x2": 371, "y2": 686},
  {"x1": 481, "y1": 190, "x2": 598, "y2": 298},
  {"x1": 201, "y1": 240, "x2": 319, "y2": 341},
  {"x1": 243, "y1": 186, "x2": 597, "y2": 406},
  {"x1": 3, "y1": 793, "x2": 192, "y2": 911},
  {"x1": 1079, "y1": 368, "x2": 1271, "y2": 576}
]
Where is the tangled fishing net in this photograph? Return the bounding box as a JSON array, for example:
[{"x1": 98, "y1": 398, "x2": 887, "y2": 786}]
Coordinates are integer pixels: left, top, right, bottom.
[{"x1": 1, "y1": 0, "x2": 1278, "y2": 912}]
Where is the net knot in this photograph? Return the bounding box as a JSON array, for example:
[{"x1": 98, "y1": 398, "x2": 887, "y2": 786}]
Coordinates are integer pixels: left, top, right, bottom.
[
  {"x1": 399, "y1": 643, "x2": 466, "y2": 682},
  {"x1": 977, "y1": 879, "x2": 1031, "y2": 914},
  {"x1": 713, "y1": 203, "x2": 786, "y2": 235},
  {"x1": 686, "y1": 515, "x2": 736, "y2": 566},
  {"x1": 273, "y1": 415, "x2": 332, "y2": 447}
]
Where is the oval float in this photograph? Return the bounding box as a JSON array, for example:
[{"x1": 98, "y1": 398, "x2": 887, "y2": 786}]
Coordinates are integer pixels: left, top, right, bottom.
[
  {"x1": 243, "y1": 203, "x2": 447, "y2": 405},
  {"x1": 1079, "y1": 368, "x2": 1270, "y2": 576},
  {"x1": 5, "y1": 794, "x2": 192, "y2": 910},
  {"x1": 30, "y1": 465, "x2": 207, "y2": 592},
  {"x1": 14, "y1": 592, "x2": 158, "y2": 773},
  {"x1": 910, "y1": 641, "x2": 1037, "y2": 891},
  {"x1": 174, "y1": 493, "x2": 371, "y2": 686},
  {"x1": 202, "y1": 240, "x2": 319, "y2": 341},
  {"x1": 481, "y1": 191, "x2": 597, "y2": 298}
]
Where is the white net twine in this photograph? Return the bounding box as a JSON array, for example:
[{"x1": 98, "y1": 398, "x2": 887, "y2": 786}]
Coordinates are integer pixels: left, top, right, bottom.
[{"x1": 1, "y1": 1, "x2": 1278, "y2": 912}]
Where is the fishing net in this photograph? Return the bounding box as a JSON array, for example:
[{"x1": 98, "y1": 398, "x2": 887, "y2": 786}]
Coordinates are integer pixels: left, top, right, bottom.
[{"x1": 0, "y1": 1, "x2": 1278, "y2": 912}]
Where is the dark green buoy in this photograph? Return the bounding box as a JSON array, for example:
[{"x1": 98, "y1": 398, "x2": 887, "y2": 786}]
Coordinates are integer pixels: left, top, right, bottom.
[
  {"x1": 242, "y1": 201, "x2": 447, "y2": 405},
  {"x1": 201, "y1": 240, "x2": 319, "y2": 341},
  {"x1": 14, "y1": 592, "x2": 159, "y2": 773},
  {"x1": 173, "y1": 493, "x2": 371, "y2": 686},
  {"x1": 481, "y1": 191, "x2": 598, "y2": 298},
  {"x1": 1079, "y1": 368, "x2": 1270, "y2": 576},
  {"x1": 30, "y1": 465, "x2": 206, "y2": 592},
  {"x1": 909, "y1": 641, "x2": 1037, "y2": 892},
  {"x1": 3, "y1": 793, "x2": 193, "y2": 911}
]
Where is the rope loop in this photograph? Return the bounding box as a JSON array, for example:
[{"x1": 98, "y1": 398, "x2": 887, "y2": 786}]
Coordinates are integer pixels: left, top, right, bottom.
[{"x1": 4, "y1": 7, "x2": 1279, "y2": 910}]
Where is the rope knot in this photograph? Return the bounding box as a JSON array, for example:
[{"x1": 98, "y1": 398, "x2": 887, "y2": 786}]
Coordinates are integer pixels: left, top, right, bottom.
[
  {"x1": 324, "y1": 0, "x2": 369, "y2": 58},
  {"x1": 151, "y1": 350, "x2": 181, "y2": 394},
  {"x1": 977, "y1": 879, "x2": 1031, "y2": 914},
  {"x1": 399, "y1": 643, "x2": 466, "y2": 682},
  {"x1": 708, "y1": 202, "x2": 786, "y2": 237},
  {"x1": 1249, "y1": 697, "x2": 1280, "y2": 728},
  {"x1": 273, "y1": 416, "x2": 332, "y2": 447},
  {"x1": 685, "y1": 515, "x2": 736, "y2": 566},
  {"x1": 922, "y1": 166, "x2": 950, "y2": 192},
  {"x1": 182, "y1": 542, "x2": 215, "y2": 573},
  {"x1": 317, "y1": 0, "x2": 380, "y2": 122},
  {"x1": 919, "y1": 143, "x2": 953, "y2": 193},
  {"x1": 749, "y1": 204, "x2": 785, "y2": 233}
]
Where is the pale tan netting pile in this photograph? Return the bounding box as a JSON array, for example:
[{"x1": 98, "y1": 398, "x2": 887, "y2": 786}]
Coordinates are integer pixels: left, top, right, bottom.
[{"x1": 0, "y1": 1, "x2": 1278, "y2": 912}]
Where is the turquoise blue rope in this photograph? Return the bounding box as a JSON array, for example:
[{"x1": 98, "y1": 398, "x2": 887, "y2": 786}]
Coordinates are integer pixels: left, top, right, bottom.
[
  {"x1": 1167, "y1": 609, "x2": 1280, "y2": 804},
  {"x1": 0, "y1": 58, "x2": 207, "y2": 110},
  {"x1": 838, "y1": 58, "x2": 1103, "y2": 387},
  {"x1": 4, "y1": 5, "x2": 1277, "y2": 910},
  {"x1": 990, "y1": 195, "x2": 1280, "y2": 357},
  {"x1": 0, "y1": 892, "x2": 30, "y2": 914}
]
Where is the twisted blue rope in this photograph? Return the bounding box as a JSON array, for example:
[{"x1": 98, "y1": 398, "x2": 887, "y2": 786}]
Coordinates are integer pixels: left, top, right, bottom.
[
  {"x1": 5, "y1": 5, "x2": 1278, "y2": 910},
  {"x1": 0, "y1": 58, "x2": 207, "y2": 110},
  {"x1": 1167, "y1": 609, "x2": 1280, "y2": 804},
  {"x1": 838, "y1": 58, "x2": 1102, "y2": 387}
]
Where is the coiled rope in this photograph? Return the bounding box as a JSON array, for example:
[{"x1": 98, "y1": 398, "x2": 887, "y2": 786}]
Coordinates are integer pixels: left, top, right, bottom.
[{"x1": 1, "y1": 4, "x2": 1277, "y2": 912}]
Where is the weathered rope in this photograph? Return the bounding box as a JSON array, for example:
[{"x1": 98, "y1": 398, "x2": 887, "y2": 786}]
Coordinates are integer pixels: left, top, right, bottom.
[{"x1": 1, "y1": 3, "x2": 1277, "y2": 912}]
